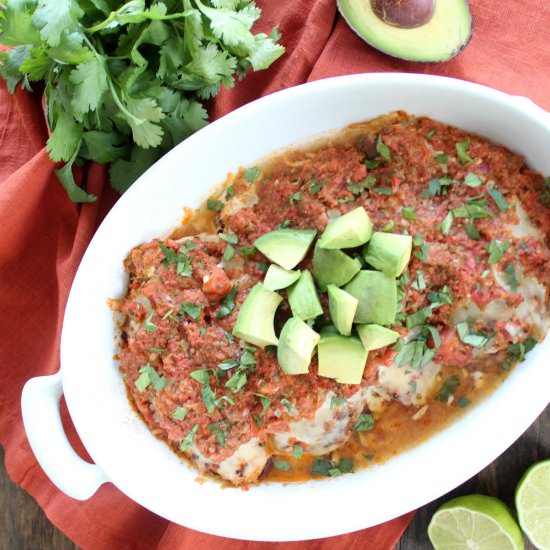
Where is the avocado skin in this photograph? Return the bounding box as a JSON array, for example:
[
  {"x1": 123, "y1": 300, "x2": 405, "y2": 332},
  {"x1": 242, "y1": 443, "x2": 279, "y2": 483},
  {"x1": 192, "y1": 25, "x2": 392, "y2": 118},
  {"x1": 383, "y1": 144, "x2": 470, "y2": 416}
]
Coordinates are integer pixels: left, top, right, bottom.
[{"x1": 337, "y1": 0, "x2": 473, "y2": 63}]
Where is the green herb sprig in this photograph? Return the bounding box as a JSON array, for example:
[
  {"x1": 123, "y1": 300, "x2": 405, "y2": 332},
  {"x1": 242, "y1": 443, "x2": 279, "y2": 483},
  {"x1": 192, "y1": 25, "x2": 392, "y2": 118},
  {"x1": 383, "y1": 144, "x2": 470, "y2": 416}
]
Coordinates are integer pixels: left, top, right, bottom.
[{"x1": 0, "y1": 0, "x2": 284, "y2": 201}]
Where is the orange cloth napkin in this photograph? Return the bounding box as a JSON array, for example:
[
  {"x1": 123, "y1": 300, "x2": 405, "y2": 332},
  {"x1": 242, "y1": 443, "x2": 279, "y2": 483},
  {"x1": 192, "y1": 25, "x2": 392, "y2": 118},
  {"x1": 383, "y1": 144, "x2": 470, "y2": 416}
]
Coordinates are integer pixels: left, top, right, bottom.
[{"x1": 1, "y1": 1, "x2": 549, "y2": 549}]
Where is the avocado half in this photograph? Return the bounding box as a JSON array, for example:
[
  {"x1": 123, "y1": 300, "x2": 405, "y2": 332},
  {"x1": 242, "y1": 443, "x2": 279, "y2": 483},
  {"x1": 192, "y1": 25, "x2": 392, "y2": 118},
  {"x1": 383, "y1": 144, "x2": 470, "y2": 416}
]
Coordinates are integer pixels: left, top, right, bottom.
[{"x1": 337, "y1": 0, "x2": 472, "y2": 62}]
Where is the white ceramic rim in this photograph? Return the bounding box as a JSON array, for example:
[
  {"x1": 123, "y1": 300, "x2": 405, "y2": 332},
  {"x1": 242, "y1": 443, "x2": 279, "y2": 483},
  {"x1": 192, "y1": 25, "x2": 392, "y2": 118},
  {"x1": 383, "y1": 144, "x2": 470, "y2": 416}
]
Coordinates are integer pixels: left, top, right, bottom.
[{"x1": 56, "y1": 73, "x2": 550, "y2": 541}]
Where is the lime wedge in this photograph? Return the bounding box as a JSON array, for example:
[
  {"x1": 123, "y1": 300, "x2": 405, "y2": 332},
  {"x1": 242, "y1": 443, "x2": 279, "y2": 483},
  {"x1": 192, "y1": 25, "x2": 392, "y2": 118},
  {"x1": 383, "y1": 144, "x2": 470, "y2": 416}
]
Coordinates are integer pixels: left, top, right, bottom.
[
  {"x1": 516, "y1": 459, "x2": 550, "y2": 550},
  {"x1": 428, "y1": 494, "x2": 524, "y2": 550}
]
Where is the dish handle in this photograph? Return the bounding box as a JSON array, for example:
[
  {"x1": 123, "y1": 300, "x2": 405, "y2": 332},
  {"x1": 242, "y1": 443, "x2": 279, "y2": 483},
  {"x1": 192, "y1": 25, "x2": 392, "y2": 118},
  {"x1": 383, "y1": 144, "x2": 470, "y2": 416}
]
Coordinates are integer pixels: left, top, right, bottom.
[{"x1": 21, "y1": 371, "x2": 108, "y2": 500}]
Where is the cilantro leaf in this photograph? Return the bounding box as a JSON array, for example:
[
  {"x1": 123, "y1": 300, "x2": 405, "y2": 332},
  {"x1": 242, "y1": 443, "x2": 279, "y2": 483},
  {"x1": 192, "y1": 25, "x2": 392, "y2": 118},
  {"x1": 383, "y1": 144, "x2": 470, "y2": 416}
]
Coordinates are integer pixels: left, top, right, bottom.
[{"x1": 69, "y1": 58, "x2": 109, "y2": 116}]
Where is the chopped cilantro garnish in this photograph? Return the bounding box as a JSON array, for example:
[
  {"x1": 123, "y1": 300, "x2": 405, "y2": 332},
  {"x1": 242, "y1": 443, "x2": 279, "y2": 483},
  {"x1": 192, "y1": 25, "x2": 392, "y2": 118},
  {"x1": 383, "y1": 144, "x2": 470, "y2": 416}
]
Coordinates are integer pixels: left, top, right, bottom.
[
  {"x1": 436, "y1": 375, "x2": 460, "y2": 402},
  {"x1": 309, "y1": 179, "x2": 325, "y2": 194},
  {"x1": 223, "y1": 243, "x2": 235, "y2": 262},
  {"x1": 289, "y1": 192, "x2": 302, "y2": 205},
  {"x1": 406, "y1": 306, "x2": 434, "y2": 329},
  {"x1": 381, "y1": 220, "x2": 395, "y2": 232},
  {"x1": 225, "y1": 370, "x2": 248, "y2": 393},
  {"x1": 434, "y1": 153, "x2": 448, "y2": 163},
  {"x1": 253, "y1": 393, "x2": 271, "y2": 413},
  {"x1": 426, "y1": 130, "x2": 436, "y2": 139},
  {"x1": 190, "y1": 369, "x2": 211, "y2": 384},
  {"x1": 216, "y1": 286, "x2": 237, "y2": 318},
  {"x1": 413, "y1": 233, "x2": 429, "y2": 263},
  {"x1": 376, "y1": 135, "x2": 391, "y2": 161},
  {"x1": 207, "y1": 198, "x2": 224, "y2": 212},
  {"x1": 452, "y1": 203, "x2": 493, "y2": 219},
  {"x1": 365, "y1": 158, "x2": 380, "y2": 169},
  {"x1": 219, "y1": 358, "x2": 240, "y2": 370},
  {"x1": 481, "y1": 269, "x2": 491, "y2": 278},
  {"x1": 411, "y1": 270, "x2": 426, "y2": 291},
  {"x1": 143, "y1": 312, "x2": 158, "y2": 334},
  {"x1": 457, "y1": 398, "x2": 471, "y2": 408},
  {"x1": 149, "y1": 347, "x2": 165, "y2": 353},
  {"x1": 393, "y1": 324, "x2": 441, "y2": 371},
  {"x1": 208, "y1": 421, "x2": 230, "y2": 446},
  {"x1": 486, "y1": 241, "x2": 510, "y2": 264},
  {"x1": 465, "y1": 219, "x2": 481, "y2": 240},
  {"x1": 201, "y1": 384, "x2": 216, "y2": 413},
  {"x1": 243, "y1": 166, "x2": 261, "y2": 183},
  {"x1": 159, "y1": 243, "x2": 177, "y2": 264},
  {"x1": 502, "y1": 337, "x2": 537, "y2": 370},
  {"x1": 464, "y1": 173, "x2": 483, "y2": 187},
  {"x1": 278, "y1": 219, "x2": 292, "y2": 228},
  {"x1": 338, "y1": 196, "x2": 355, "y2": 204},
  {"x1": 311, "y1": 457, "x2": 353, "y2": 477},
  {"x1": 135, "y1": 364, "x2": 166, "y2": 393},
  {"x1": 421, "y1": 177, "x2": 454, "y2": 197},
  {"x1": 161, "y1": 309, "x2": 174, "y2": 321},
  {"x1": 280, "y1": 398, "x2": 293, "y2": 412},
  {"x1": 456, "y1": 141, "x2": 473, "y2": 163},
  {"x1": 503, "y1": 262, "x2": 519, "y2": 292},
  {"x1": 180, "y1": 301, "x2": 201, "y2": 320},
  {"x1": 437, "y1": 211, "x2": 453, "y2": 235},
  {"x1": 402, "y1": 206, "x2": 416, "y2": 220},
  {"x1": 159, "y1": 242, "x2": 194, "y2": 277},
  {"x1": 240, "y1": 246, "x2": 255, "y2": 256},
  {"x1": 373, "y1": 187, "x2": 392, "y2": 195},
  {"x1": 225, "y1": 347, "x2": 256, "y2": 394},
  {"x1": 363, "y1": 454, "x2": 375, "y2": 461},
  {"x1": 330, "y1": 395, "x2": 347, "y2": 409},
  {"x1": 488, "y1": 188, "x2": 509, "y2": 212},
  {"x1": 226, "y1": 185, "x2": 235, "y2": 198},
  {"x1": 348, "y1": 175, "x2": 376, "y2": 195},
  {"x1": 172, "y1": 407, "x2": 188, "y2": 420},
  {"x1": 293, "y1": 445, "x2": 303, "y2": 459},
  {"x1": 257, "y1": 261, "x2": 269, "y2": 272},
  {"x1": 427, "y1": 285, "x2": 453, "y2": 306},
  {"x1": 273, "y1": 460, "x2": 291, "y2": 471},
  {"x1": 219, "y1": 232, "x2": 238, "y2": 244},
  {"x1": 456, "y1": 322, "x2": 491, "y2": 348},
  {"x1": 180, "y1": 424, "x2": 198, "y2": 452},
  {"x1": 354, "y1": 414, "x2": 375, "y2": 432}
]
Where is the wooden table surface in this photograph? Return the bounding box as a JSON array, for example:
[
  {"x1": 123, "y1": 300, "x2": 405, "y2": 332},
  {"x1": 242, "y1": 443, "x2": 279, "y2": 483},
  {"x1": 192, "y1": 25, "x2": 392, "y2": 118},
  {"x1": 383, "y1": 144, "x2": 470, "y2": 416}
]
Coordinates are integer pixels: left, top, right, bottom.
[{"x1": 1, "y1": 405, "x2": 548, "y2": 550}]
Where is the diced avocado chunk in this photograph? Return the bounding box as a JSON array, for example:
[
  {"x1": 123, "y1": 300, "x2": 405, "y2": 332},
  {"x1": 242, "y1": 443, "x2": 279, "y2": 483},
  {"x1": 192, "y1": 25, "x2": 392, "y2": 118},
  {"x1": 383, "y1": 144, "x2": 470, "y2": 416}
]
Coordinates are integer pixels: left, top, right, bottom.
[
  {"x1": 318, "y1": 326, "x2": 368, "y2": 384},
  {"x1": 277, "y1": 317, "x2": 320, "y2": 375},
  {"x1": 318, "y1": 207, "x2": 373, "y2": 249},
  {"x1": 337, "y1": 0, "x2": 472, "y2": 63},
  {"x1": 363, "y1": 232, "x2": 412, "y2": 277},
  {"x1": 312, "y1": 242, "x2": 362, "y2": 291},
  {"x1": 357, "y1": 324, "x2": 400, "y2": 351},
  {"x1": 288, "y1": 271, "x2": 323, "y2": 321},
  {"x1": 327, "y1": 284, "x2": 358, "y2": 336},
  {"x1": 344, "y1": 270, "x2": 397, "y2": 325},
  {"x1": 263, "y1": 264, "x2": 300, "y2": 291},
  {"x1": 233, "y1": 283, "x2": 282, "y2": 348},
  {"x1": 254, "y1": 229, "x2": 316, "y2": 270}
]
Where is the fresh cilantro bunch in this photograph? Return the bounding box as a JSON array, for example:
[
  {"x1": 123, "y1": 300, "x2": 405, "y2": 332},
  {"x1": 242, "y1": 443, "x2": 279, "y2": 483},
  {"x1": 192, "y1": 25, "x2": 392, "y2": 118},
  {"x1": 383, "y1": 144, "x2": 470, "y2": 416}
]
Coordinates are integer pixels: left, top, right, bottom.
[{"x1": 0, "y1": 0, "x2": 284, "y2": 202}]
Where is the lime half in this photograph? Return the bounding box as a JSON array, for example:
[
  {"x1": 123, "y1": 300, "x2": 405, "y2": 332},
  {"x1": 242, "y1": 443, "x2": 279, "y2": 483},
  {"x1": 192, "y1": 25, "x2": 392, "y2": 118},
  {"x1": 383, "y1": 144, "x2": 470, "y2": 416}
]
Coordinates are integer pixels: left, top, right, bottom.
[
  {"x1": 516, "y1": 459, "x2": 550, "y2": 550},
  {"x1": 428, "y1": 494, "x2": 524, "y2": 550}
]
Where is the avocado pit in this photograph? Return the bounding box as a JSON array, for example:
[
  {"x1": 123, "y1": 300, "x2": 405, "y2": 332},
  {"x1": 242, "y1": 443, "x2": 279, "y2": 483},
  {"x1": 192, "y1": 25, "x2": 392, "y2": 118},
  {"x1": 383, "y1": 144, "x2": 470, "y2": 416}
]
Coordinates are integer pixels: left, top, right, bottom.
[{"x1": 371, "y1": 0, "x2": 435, "y2": 29}]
